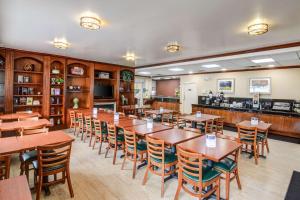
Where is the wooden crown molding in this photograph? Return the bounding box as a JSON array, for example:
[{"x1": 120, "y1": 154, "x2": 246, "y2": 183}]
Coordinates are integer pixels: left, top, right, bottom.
[{"x1": 135, "y1": 41, "x2": 300, "y2": 69}]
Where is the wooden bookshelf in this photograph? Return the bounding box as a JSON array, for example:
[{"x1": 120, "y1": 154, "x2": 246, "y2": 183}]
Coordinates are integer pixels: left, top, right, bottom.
[
  {"x1": 119, "y1": 69, "x2": 135, "y2": 110},
  {"x1": 0, "y1": 51, "x2": 5, "y2": 113},
  {"x1": 13, "y1": 53, "x2": 44, "y2": 113}
]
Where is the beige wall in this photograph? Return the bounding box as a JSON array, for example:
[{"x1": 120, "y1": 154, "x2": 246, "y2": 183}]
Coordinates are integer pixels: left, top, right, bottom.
[
  {"x1": 135, "y1": 76, "x2": 152, "y2": 98},
  {"x1": 180, "y1": 67, "x2": 300, "y2": 102}
]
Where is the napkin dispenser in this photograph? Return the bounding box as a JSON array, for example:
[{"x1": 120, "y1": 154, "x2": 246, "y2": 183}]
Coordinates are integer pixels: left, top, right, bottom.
[
  {"x1": 206, "y1": 133, "x2": 216, "y2": 148},
  {"x1": 196, "y1": 111, "x2": 202, "y2": 118},
  {"x1": 146, "y1": 118, "x2": 153, "y2": 129},
  {"x1": 250, "y1": 117, "x2": 258, "y2": 125},
  {"x1": 159, "y1": 107, "x2": 164, "y2": 113},
  {"x1": 114, "y1": 112, "x2": 119, "y2": 121}
]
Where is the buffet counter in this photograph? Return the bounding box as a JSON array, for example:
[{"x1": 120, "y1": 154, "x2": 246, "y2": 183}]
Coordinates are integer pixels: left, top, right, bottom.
[
  {"x1": 192, "y1": 104, "x2": 300, "y2": 138},
  {"x1": 151, "y1": 96, "x2": 180, "y2": 111}
]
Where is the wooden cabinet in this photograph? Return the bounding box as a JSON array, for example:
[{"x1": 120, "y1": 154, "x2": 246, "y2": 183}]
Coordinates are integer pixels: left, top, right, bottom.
[
  {"x1": 192, "y1": 105, "x2": 300, "y2": 138},
  {"x1": 152, "y1": 101, "x2": 180, "y2": 111}
]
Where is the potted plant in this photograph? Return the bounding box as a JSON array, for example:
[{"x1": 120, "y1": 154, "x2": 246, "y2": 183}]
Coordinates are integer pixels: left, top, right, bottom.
[
  {"x1": 56, "y1": 77, "x2": 64, "y2": 85},
  {"x1": 121, "y1": 70, "x2": 133, "y2": 92}
]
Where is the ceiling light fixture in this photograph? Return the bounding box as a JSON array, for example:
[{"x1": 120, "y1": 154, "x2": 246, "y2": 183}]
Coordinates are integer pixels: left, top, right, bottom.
[
  {"x1": 268, "y1": 64, "x2": 275, "y2": 68},
  {"x1": 53, "y1": 38, "x2": 70, "y2": 49},
  {"x1": 188, "y1": 71, "x2": 193, "y2": 74},
  {"x1": 221, "y1": 68, "x2": 227, "y2": 71},
  {"x1": 165, "y1": 41, "x2": 181, "y2": 53},
  {"x1": 138, "y1": 71, "x2": 151, "y2": 75},
  {"x1": 168, "y1": 68, "x2": 184, "y2": 72},
  {"x1": 202, "y1": 64, "x2": 220, "y2": 68},
  {"x1": 123, "y1": 52, "x2": 137, "y2": 61},
  {"x1": 251, "y1": 58, "x2": 275, "y2": 64},
  {"x1": 80, "y1": 16, "x2": 101, "y2": 30},
  {"x1": 248, "y1": 23, "x2": 269, "y2": 35}
]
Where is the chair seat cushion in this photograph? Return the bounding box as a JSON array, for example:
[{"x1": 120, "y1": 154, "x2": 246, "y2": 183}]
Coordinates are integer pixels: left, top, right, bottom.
[
  {"x1": 214, "y1": 157, "x2": 237, "y2": 172},
  {"x1": 183, "y1": 166, "x2": 221, "y2": 183},
  {"x1": 32, "y1": 160, "x2": 65, "y2": 172},
  {"x1": 22, "y1": 150, "x2": 37, "y2": 162},
  {"x1": 257, "y1": 133, "x2": 266, "y2": 140},
  {"x1": 241, "y1": 136, "x2": 263, "y2": 143},
  {"x1": 117, "y1": 134, "x2": 125, "y2": 142},
  {"x1": 137, "y1": 141, "x2": 147, "y2": 151},
  {"x1": 151, "y1": 152, "x2": 177, "y2": 164}
]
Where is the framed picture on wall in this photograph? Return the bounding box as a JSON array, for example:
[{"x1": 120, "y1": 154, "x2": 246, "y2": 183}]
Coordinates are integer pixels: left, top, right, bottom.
[
  {"x1": 249, "y1": 77, "x2": 271, "y2": 94},
  {"x1": 217, "y1": 79, "x2": 235, "y2": 93}
]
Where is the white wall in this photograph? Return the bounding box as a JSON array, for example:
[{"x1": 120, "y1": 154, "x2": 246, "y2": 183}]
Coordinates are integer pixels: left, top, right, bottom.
[
  {"x1": 134, "y1": 76, "x2": 152, "y2": 98},
  {"x1": 180, "y1": 68, "x2": 300, "y2": 112}
]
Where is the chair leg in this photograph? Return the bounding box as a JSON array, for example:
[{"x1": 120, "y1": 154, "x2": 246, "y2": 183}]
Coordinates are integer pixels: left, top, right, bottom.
[
  {"x1": 105, "y1": 146, "x2": 110, "y2": 158},
  {"x1": 265, "y1": 139, "x2": 270, "y2": 153},
  {"x1": 36, "y1": 175, "x2": 43, "y2": 200},
  {"x1": 225, "y1": 172, "x2": 230, "y2": 200},
  {"x1": 174, "y1": 175, "x2": 182, "y2": 200},
  {"x1": 216, "y1": 178, "x2": 220, "y2": 200},
  {"x1": 25, "y1": 163, "x2": 29, "y2": 182},
  {"x1": 133, "y1": 156, "x2": 137, "y2": 179},
  {"x1": 261, "y1": 142, "x2": 265, "y2": 156},
  {"x1": 254, "y1": 144, "x2": 258, "y2": 165},
  {"x1": 98, "y1": 141, "x2": 103, "y2": 155},
  {"x1": 161, "y1": 167, "x2": 165, "y2": 197},
  {"x1": 93, "y1": 136, "x2": 98, "y2": 150},
  {"x1": 113, "y1": 146, "x2": 117, "y2": 165},
  {"x1": 121, "y1": 154, "x2": 126, "y2": 170},
  {"x1": 89, "y1": 134, "x2": 93, "y2": 147},
  {"x1": 142, "y1": 166, "x2": 149, "y2": 185},
  {"x1": 235, "y1": 169, "x2": 242, "y2": 190},
  {"x1": 66, "y1": 168, "x2": 74, "y2": 198}
]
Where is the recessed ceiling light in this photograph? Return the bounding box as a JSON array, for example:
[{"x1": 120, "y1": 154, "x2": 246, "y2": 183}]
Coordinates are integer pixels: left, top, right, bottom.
[
  {"x1": 52, "y1": 38, "x2": 70, "y2": 49},
  {"x1": 268, "y1": 64, "x2": 275, "y2": 68},
  {"x1": 188, "y1": 71, "x2": 193, "y2": 74},
  {"x1": 165, "y1": 41, "x2": 181, "y2": 53},
  {"x1": 202, "y1": 64, "x2": 220, "y2": 68},
  {"x1": 168, "y1": 68, "x2": 184, "y2": 72},
  {"x1": 122, "y1": 52, "x2": 137, "y2": 61},
  {"x1": 164, "y1": 77, "x2": 171, "y2": 79},
  {"x1": 251, "y1": 58, "x2": 275, "y2": 64},
  {"x1": 221, "y1": 68, "x2": 227, "y2": 71},
  {"x1": 138, "y1": 71, "x2": 151, "y2": 75},
  {"x1": 248, "y1": 23, "x2": 269, "y2": 36}
]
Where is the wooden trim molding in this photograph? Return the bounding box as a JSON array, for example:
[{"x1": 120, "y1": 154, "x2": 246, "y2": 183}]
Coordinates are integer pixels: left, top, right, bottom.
[{"x1": 136, "y1": 41, "x2": 300, "y2": 69}]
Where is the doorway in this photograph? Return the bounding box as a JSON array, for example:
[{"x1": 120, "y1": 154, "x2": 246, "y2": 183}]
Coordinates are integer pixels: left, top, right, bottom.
[{"x1": 182, "y1": 83, "x2": 198, "y2": 114}]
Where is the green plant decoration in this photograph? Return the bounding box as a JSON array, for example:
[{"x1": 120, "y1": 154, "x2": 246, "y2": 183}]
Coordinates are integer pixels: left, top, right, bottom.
[
  {"x1": 121, "y1": 70, "x2": 134, "y2": 82},
  {"x1": 56, "y1": 77, "x2": 64, "y2": 84}
]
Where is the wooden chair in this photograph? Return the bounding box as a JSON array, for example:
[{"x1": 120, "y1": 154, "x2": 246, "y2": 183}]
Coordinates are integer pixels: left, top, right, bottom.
[
  {"x1": 161, "y1": 122, "x2": 174, "y2": 128},
  {"x1": 122, "y1": 130, "x2": 147, "y2": 178},
  {"x1": 83, "y1": 115, "x2": 93, "y2": 146},
  {"x1": 205, "y1": 119, "x2": 214, "y2": 134},
  {"x1": 175, "y1": 145, "x2": 221, "y2": 200},
  {"x1": 76, "y1": 113, "x2": 85, "y2": 138},
  {"x1": 128, "y1": 114, "x2": 138, "y2": 119},
  {"x1": 69, "y1": 111, "x2": 77, "y2": 135},
  {"x1": 213, "y1": 118, "x2": 224, "y2": 134},
  {"x1": 105, "y1": 124, "x2": 125, "y2": 165},
  {"x1": 19, "y1": 125, "x2": 48, "y2": 181},
  {"x1": 257, "y1": 128, "x2": 270, "y2": 156},
  {"x1": 33, "y1": 141, "x2": 74, "y2": 200},
  {"x1": 142, "y1": 136, "x2": 177, "y2": 197},
  {"x1": 0, "y1": 155, "x2": 11, "y2": 180},
  {"x1": 237, "y1": 125, "x2": 259, "y2": 165},
  {"x1": 214, "y1": 133, "x2": 242, "y2": 200},
  {"x1": 92, "y1": 120, "x2": 108, "y2": 155},
  {"x1": 118, "y1": 112, "x2": 126, "y2": 117},
  {"x1": 183, "y1": 127, "x2": 202, "y2": 134}
]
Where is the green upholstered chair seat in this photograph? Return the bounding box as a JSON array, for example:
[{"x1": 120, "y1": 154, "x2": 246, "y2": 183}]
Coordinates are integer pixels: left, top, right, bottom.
[
  {"x1": 95, "y1": 129, "x2": 108, "y2": 135},
  {"x1": 32, "y1": 160, "x2": 65, "y2": 172},
  {"x1": 183, "y1": 166, "x2": 221, "y2": 183},
  {"x1": 257, "y1": 133, "x2": 266, "y2": 140},
  {"x1": 214, "y1": 157, "x2": 237, "y2": 172},
  {"x1": 22, "y1": 150, "x2": 37, "y2": 162},
  {"x1": 151, "y1": 152, "x2": 177, "y2": 164},
  {"x1": 128, "y1": 141, "x2": 147, "y2": 152},
  {"x1": 240, "y1": 136, "x2": 263, "y2": 143},
  {"x1": 117, "y1": 134, "x2": 125, "y2": 142}
]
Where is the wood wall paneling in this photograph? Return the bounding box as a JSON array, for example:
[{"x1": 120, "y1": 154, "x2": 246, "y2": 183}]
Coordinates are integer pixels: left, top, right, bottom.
[{"x1": 156, "y1": 79, "x2": 179, "y2": 97}]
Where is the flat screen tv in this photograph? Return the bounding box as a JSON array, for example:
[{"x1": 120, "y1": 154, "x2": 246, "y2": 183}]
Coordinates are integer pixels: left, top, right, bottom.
[{"x1": 94, "y1": 84, "x2": 114, "y2": 99}]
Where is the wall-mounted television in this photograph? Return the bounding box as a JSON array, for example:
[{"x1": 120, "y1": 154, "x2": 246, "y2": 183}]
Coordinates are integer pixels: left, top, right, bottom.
[{"x1": 94, "y1": 84, "x2": 114, "y2": 99}]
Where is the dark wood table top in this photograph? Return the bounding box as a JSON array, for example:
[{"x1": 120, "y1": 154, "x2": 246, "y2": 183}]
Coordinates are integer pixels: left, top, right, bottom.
[
  {"x1": 115, "y1": 119, "x2": 147, "y2": 128},
  {"x1": 0, "y1": 130, "x2": 74, "y2": 155},
  {"x1": 178, "y1": 135, "x2": 242, "y2": 162},
  {"x1": 125, "y1": 123, "x2": 173, "y2": 136},
  {"x1": 236, "y1": 120, "x2": 272, "y2": 131},
  {"x1": 0, "y1": 175, "x2": 31, "y2": 200},
  {"x1": 0, "y1": 119, "x2": 51, "y2": 132},
  {"x1": 179, "y1": 114, "x2": 220, "y2": 122},
  {"x1": 0, "y1": 112, "x2": 41, "y2": 121},
  {"x1": 145, "y1": 109, "x2": 175, "y2": 115},
  {"x1": 149, "y1": 128, "x2": 202, "y2": 145}
]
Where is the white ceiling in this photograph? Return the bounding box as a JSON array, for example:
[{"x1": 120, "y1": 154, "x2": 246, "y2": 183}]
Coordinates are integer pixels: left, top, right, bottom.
[{"x1": 1, "y1": 0, "x2": 300, "y2": 67}]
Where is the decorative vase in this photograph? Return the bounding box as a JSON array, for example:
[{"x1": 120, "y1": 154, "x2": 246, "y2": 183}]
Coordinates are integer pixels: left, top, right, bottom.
[{"x1": 73, "y1": 97, "x2": 79, "y2": 109}]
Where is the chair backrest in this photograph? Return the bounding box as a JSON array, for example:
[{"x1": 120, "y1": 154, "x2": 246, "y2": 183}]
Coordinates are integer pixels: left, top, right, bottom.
[
  {"x1": 184, "y1": 127, "x2": 202, "y2": 134},
  {"x1": 21, "y1": 125, "x2": 48, "y2": 136},
  {"x1": 37, "y1": 141, "x2": 72, "y2": 176},
  {"x1": 146, "y1": 136, "x2": 165, "y2": 165},
  {"x1": 77, "y1": 113, "x2": 84, "y2": 127},
  {"x1": 237, "y1": 125, "x2": 258, "y2": 143},
  {"x1": 84, "y1": 115, "x2": 92, "y2": 129},
  {"x1": 128, "y1": 115, "x2": 138, "y2": 119},
  {"x1": 161, "y1": 113, "x2": 171, "y2": 123},
  {"x1": 107, "y1": 124, "x2": 117, "y2": 145},
  {"x1": 205, "y1": 119, "x2": 214, "y2": 134},
  {"x1": 0, "y1": 155, "x2": 11, "y2": 180},
  {"x1": 177, "y1": 145, "x2": 203, "y2": 185},
  {"x1": 70, "y1": 111, "x2": 76, "y2": 121},
  {"x1": 214, "y1": 118, "x2": 224, "y2": 134},
  {"x1": 18, "y1": 116, "x2": 39, "y2": 121},
  {"x1": 124, "y1": 130, "x2": 137, "y2": 153},
  {"x1": 16, "y1": 111, "x2": 33, "y2": 114},
  {"x1": 118, "y1": 112, "x2": 126, "y2": 117},
  {"x1": 93, "y1": 119, "x2": 102, "y2": 135},
  {"x1": 161, "y1": 122, "x2": 174, "y2": 128}
]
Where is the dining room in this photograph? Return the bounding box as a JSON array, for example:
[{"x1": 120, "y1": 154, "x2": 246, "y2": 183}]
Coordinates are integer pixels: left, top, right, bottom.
[{"x1": 1, "y1": 1, "x2": 300, "y2": 200}]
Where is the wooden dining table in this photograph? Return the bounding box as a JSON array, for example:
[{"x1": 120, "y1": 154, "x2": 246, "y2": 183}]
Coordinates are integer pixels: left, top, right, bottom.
[
  {"x1": 125, "y1": 122, "x2": 173, "y2": 137},
  {"x1": 178, "y1": 135, "x2": 242, "y2": 162},
  {"x1": 0, "y1": 175, "x2": 32, "y2": 200},
  {"x1": 0, "y1": 118, "x2": 51, "y2": 133},
  {"x1": 236, "y1": 120, "x2": 272, "y2": 131},
  {"x1": 145, "y1": 109, "x2": 175, "y2": 115},
  {"x1": 0, "y1": 130, "x2": 74, "y2": 156},
  {"x1": 0, "y1": 112, "x2": 41, "y2": 121},
  {"x1": 149, "y1": 128, "x2": 202, "y2": 146},
  {"x1": 179, "y1": 113, "x2": 220, "y2": 123}
]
